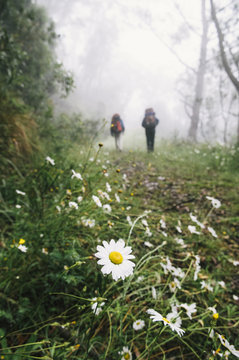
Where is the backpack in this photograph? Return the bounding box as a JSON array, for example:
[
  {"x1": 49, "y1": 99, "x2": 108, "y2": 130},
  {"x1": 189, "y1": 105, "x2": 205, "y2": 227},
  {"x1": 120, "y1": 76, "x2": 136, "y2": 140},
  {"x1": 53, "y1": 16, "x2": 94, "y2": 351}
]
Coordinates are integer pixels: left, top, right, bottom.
[
  {"x1": 145, "y1": 115, "x2": 156, "y2": 126},
  {"x1": 145, "y1": 108, "x2": 156, "y2": 127},
  {"x1": 111, "y1": 118, "x2": 122, "y2": 133}
]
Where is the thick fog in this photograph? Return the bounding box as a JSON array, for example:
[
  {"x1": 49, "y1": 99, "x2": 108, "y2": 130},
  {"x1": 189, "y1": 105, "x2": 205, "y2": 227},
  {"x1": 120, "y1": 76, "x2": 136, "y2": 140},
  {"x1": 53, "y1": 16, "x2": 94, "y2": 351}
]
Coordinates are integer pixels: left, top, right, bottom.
[{"x1": 36, "y1": 0, "x2": 204, "y2": 141}]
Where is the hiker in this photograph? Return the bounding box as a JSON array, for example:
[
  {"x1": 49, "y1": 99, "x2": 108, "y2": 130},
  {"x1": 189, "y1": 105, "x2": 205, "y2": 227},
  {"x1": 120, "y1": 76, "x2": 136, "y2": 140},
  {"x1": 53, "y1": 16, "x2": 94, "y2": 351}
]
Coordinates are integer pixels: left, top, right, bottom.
[
  {"x1": 110, "y1": 113, "x2": 125, "y2": 151},
  {"x1": 142, "y1": 108, "x2": 159, "y2": 152}
]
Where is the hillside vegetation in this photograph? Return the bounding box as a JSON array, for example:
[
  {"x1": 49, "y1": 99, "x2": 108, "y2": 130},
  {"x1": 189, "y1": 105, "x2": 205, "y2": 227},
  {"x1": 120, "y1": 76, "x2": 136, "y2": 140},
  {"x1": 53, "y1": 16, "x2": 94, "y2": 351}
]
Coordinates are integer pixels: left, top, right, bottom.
[{"x1": 0, "y1": 141, "x2": 239, "y2": 359}]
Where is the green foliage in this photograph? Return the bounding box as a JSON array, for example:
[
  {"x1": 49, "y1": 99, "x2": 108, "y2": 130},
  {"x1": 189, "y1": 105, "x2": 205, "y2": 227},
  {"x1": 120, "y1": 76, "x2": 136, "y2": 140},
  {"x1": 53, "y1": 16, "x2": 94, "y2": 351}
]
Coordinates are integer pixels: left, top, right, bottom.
[
  {"x1": 0, "y1": 0, "x2": 74, "y2": 166},
  {"x1": 0, "y1": 0, "x2": 73, "y2": 106},
  {"x1": 0, "y1": 93, "x2": 38, "y2": 173},
  {"x1": 0, "y1": 142, "x2": 239, "y2": 359},
  {"x1": 39, "y1": 112, "x2": 107, "y2": 155}
]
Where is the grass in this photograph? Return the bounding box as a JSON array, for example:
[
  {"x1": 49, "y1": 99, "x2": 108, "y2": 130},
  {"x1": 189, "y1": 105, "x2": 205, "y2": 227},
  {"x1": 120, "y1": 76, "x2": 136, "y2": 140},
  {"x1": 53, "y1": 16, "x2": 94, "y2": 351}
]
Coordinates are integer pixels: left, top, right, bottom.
[{"x1": 0, "y1": 140, "x2": 239, "y2": 359}]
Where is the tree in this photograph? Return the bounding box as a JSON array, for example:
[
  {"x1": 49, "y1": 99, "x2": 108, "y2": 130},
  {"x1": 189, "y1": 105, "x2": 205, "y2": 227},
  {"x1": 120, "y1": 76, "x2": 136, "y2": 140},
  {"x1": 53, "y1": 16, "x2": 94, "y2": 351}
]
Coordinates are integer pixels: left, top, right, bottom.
[
  {"x1": 188, "y1": 0, "x2": 208, "y2": 141},
  {"x1": 210, "y1": 0, "x2": 239, "y2": 141},
  {"x1": 0, "y1": 0, "x2": 73, "y2": 110},
  {"x1": 0, "y1": 0, "x2": 74, "y2": 164}
]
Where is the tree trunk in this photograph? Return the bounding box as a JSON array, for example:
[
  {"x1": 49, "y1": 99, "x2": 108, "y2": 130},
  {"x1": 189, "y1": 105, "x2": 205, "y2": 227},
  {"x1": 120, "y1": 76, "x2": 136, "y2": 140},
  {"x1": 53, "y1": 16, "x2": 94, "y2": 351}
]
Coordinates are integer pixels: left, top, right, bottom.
[
  {"x1": 210, "y1": 0, "x2": 239, "y2": 95},
  {"x1": 188, "y1": 0, "x2": 208, "y2": 141},
  {"x1": 237, "y1": 98, "x2": 239, "y2": 143}
]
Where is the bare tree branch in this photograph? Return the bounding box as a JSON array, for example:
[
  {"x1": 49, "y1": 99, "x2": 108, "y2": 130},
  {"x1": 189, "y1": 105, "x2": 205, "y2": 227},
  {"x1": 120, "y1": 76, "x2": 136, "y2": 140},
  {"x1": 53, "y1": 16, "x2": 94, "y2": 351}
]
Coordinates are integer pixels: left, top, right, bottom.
[
  {"x1": 210, "y1": 0, "x2": 239, "y2": 94},
  {"x1": 147, "y1": 23, "x2": 196, "y2": 74}
]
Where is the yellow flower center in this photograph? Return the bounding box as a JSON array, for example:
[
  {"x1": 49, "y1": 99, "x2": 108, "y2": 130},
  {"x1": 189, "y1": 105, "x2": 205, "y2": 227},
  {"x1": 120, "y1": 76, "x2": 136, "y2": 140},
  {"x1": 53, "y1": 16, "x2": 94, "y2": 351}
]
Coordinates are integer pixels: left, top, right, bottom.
[
  {"x1": 162, "y1": 317, "x2": 170, "y2": 323},
  {"x1": 213, "y1": 312, "x2": 219, "y2": 320},
  {"x1": 124, "y1": 353, "x2": 130, "y2": 360},
  {"x1": 171, "y1": 282, "x2": 175, "y2": 288},
  {"x1": 215, "y1": 348, "x2": 221, "y2": 354},
  {"x1": 19, "y1": 238, "x2": 25, "y2": 245},
  {"x1": 109, "y1": 251, "x2": 123, "y2": 264}
]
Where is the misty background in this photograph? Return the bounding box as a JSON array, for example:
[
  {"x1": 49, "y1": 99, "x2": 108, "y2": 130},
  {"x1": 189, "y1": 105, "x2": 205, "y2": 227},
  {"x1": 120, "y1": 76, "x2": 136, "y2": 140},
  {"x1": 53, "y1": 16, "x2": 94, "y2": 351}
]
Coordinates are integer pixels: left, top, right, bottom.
[{"x1": 34, "y1": 0, "x2": 239, "y2": 146}]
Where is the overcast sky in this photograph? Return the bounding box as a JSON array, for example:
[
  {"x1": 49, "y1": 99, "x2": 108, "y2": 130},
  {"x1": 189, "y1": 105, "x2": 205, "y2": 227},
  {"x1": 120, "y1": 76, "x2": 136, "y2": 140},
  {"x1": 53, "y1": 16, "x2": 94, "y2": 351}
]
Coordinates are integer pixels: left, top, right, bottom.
[{"x1": 36, "y1": 0, "x2": 204, "y2": 138}]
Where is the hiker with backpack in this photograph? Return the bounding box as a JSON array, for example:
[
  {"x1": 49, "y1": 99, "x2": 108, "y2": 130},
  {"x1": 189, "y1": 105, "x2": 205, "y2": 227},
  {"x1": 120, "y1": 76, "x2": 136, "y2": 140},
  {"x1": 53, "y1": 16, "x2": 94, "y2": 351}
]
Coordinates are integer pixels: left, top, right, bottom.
[
  {"x1": 142, "y1": 108, "x2": 159, "y2": 152},
  {"x1": 110, "y1": 113, "x2": 125, "y2": 151}
]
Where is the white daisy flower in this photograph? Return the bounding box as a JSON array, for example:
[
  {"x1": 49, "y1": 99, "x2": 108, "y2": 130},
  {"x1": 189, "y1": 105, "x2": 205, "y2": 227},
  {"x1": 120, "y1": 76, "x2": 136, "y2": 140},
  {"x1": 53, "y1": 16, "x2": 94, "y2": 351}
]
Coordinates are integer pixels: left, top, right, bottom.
[
  {"x1": 206, "y1": 196, "x2": 221, "y2": 209},
  {"x1": 209, "y1": 328, "x2": 215, "y2": 339},
  {"x1": 147, "y1": 309, "x2": 185, "y2": 337},
  {"x1": 115, "y1": 193, "x2": 120, "y2": 202},
  {"x1": 180, "y1": 303, "x2": 197, "y2": 319},
  {"x1": 174, "y1": 238, "x2": 185, "y2": 247},
  {"x1": 207, "y1": 226, "x2": 218, "y2": 238},
  {"x1": 229, "y1": 259, "x2": 239, "y2": 266},
  {"x1": 208, "y1": 306, "x2": 219, "y2": 319},
  {"x1": 176, "y1": 225, "x2": 182, "y2": 233},
  {"x1": 94, "y1": 239, "x2": 135, "y2": 281},
  {"x1": 16, "y1": 190, "x2": 26, "y2": 196},
  {"x1": 106, "y1": 182, "x2": 111, "y2": 192},
  {"x1": 42, "y1": 248, "x2": 48, "y2": 255},
  {"x1": 91, "y1": 297, "x2": 105, "y2": 315},
  {"x1": 16, "y1": 205, "x2": 21, "y2": 208},
  {"x1": 233, "y1": 294, "x2": 239, "y2": 301},
  {"x1": 160, "y1": 218, "x2": 166, "y2": 229},
  {"x1": 188, "y1": 225, "x2": 200, "y2": 235},
  {"x1": 82, "y1": 218, "x2": 95, "y2": 228},
  {"x1": 56, "y1": 205, "x2": 61, "y2": 212},
  {"x1": 217, "y1": 334, "x2": 239, "y2": 358},
  {"x1": 77, "y1": 196, "x2": 83, "y2": 203},
  {"x1": 212, "y1": 348, "x2": 223, "y2": 357},
  {"x1": 201, "y1": 280, "x2": 213, "y2": 292},
  {"x1": 144, "y1": 241, "x2": 153, "y2": 248},
  {"x1": 102, "y1": 192, "x2": 111, "y2": 201},
  {"x1": 145, "y1": 227, "x2": 152, "y2": 237},
  {"x1": 152, "y1": 286, "x2": 157, "y2": 299},
  {"x1": 71, "y1": 169, "x2": 83, "y2": 180},
  {"x1": 160, "y1": 257, "x2": 173, "y2": 275},
  {"x1": 18, "y1": 245, "x2": 28, "y2": 253},
  {"x1": 218, "y1": 280, "x2": 226, "y2": 289},
  {"x1": 171, "y1": 266, "x2": 185, "y2": 279},
  {"x1": 194, "y1": 255, "x2": 201, "y2": 281},
  {"x1": 102, "y1": 204, "x2": 112, "y2": 213},
  {"x1": 97, "y1": 189, "x2": 104, "y2": 198},
  {"x1": 169, "y1": 278, "x2": 181, "y2": 293},
  {"x1": 167, "y1": 311, "x2": 182, "y2": 329},
  {"x1": 69, "y1": 201, "x2": 78, "y2": 210},
  {"x1": 119, "y1": 346, "x2": 132, "y2": 360},
  {"x1": 45, "y1": 156, "x2": 55, "y2": 166},
  {"x1": 133, "y1": 319, "x2": 145, "y2": 331},
  {"x1": 189, "y1": 213, "x2": 205, "y2": 229},
  {"x1": 142, "y1": 219, "x2": 148, "y2": 227},
  {"x1": 127, "y1": 216, "x2": 133, "y2": 226},
  {"x1": 107, "y1": 220, "x2": 114, "y2": 228},
  {"x1": 92, "y1": 195, "x2": 102, "y2": 207}
]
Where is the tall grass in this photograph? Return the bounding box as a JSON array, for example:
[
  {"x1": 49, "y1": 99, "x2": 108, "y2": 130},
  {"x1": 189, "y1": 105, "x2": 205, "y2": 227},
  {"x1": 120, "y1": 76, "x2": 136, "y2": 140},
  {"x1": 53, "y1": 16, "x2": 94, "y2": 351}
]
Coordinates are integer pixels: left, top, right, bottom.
[{"x1": 0, "y1": 141, "x2": 238, "y2": 359}]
